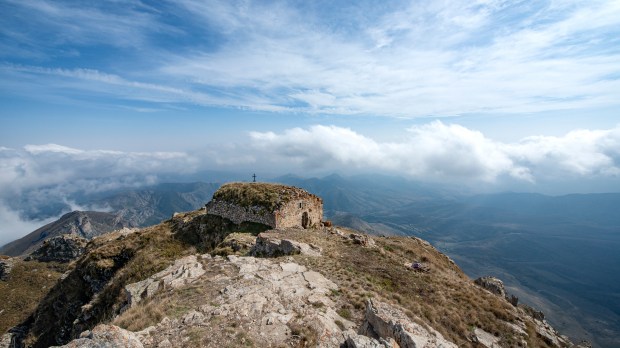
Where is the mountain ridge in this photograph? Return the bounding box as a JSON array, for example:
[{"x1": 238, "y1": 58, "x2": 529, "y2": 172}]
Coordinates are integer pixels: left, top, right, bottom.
[{"x1": 0, "y1": 205, "x2": 584, "y2": 347}]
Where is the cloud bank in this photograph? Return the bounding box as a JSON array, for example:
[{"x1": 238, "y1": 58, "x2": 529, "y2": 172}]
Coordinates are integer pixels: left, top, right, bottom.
[
  {"x1": 2, "y1": 122, "x2": 620, "y2": 246},
  {"x1": 0, "y1": 145, "x2": 200, "y2": 246},
  {"x1": 250, "y1": 122, "x2": 620, "y2": 184}
]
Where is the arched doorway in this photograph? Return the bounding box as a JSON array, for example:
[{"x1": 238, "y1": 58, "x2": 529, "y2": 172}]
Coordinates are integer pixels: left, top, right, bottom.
[{"x1": 301, "y1": 212, "x2": 309, "y2": 229}]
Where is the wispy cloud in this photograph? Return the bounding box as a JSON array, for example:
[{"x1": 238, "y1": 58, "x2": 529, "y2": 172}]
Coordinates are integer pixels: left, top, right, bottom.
[
  {"x1": 1, "y1": 0, "x2": 164, "y2": 52},
  {"x1": 1, "y1": 0, "x2": 618, "y2": 116}
]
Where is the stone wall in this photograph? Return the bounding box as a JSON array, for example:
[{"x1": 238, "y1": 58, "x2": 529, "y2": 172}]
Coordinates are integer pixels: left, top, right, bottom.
[
  {"x1": 205, "y1": 196, "x2": 323, "y2": 230},
  {"x1": 275, "y1": 197, "x2": 323, "y2": 229},
  {"x1": 205, "y1": 200, "x2": 277, "y2": 228}
]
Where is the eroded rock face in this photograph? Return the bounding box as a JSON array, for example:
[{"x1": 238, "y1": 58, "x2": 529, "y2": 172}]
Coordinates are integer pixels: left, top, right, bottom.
[
  {"x1": 50, "y1": 324, "x2": 143, "y2": 348},
  {"x1": 355, "y1": 299, "x2": 458, "y2": 348},
  {"x1": 0, "y1": 257, "x2": 15, "y2": 281},
  {"x1": 124, "y1": 255, "x2": 206, "y2": 308},
  {"x1": 533, "y1": 318, "x2": 573, "y2": 347},
  {"x1": 474, "y1": 276, "x2": 507, "y2": 298},
  {"x1": 250, "y1": 232, "x2": 322, "y2": 257},
  {"x1": 26, "y1": 234, "x2": 88, "y2": 263}
]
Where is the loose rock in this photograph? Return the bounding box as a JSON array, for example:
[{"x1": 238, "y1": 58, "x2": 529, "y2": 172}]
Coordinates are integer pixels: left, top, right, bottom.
[
  {"x1": 50, "y1": 324, "x2": 143, "y2": 348},
  {"x1": 25, "y1": 235, "x2": 88, "y2": 263},
  {"x1": 124, "y1": 255, "x2": 206, "y2": 308}
]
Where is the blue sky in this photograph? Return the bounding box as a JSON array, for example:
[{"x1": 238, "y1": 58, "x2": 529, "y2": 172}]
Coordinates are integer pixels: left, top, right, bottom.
[{"x1": 1, "y1": 0, "x2": 620, "y2": 201}]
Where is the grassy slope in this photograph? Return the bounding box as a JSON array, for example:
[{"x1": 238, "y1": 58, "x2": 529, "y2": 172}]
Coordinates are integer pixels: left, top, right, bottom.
[{"x1": 0, "y1": 260, "x2": 68, "y2": 335}]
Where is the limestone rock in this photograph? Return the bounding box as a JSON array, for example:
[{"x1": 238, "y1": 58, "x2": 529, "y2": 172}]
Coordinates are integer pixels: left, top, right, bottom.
[
  {"x1": 124, "y1": 255, "x2": 206, "y2": 308},
  {"x1": 0, "y1": 333, "x2": 14, "y2": 348},
  {"x1": 474, "y1": 276, "x2": 506, "y2": 298},
  {"x1": 0, "y1": 256, "x2": 15, "y2": 281},
  {"x1": 250, "y1": 232, "x2": 322, "y2": 257},
  {"x1": 344, "y1": 332, "x2": 390, "y2": 348},
  {"x1": 473, "y1": 328, "x2": 501, "y2": 348},
  {"x1": 349, "y1": 233, "x2": 376, "y2": 247},
  {"x1": 136, "y1": 255, "x2": 354, "y2": 347},
  {"x1": 533, "y1": 319, "x2": 573, "y2": 347},
  {"x1": 25, "y1": 234, "x2": 88, "y2": 263},
  {"x1": 50, "y1": 324, "x2": 143, "y2": 348},
  {"x1": 360, "y1": 299, "x2": 457, "y2": 348}
]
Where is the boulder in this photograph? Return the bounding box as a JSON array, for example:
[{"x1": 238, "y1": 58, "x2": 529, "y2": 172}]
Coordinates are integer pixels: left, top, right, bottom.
[
  {"x1": 0, "y1": 256, "x2": 15, "y2": 281},
  {"x1": 50, "y1": 324, "x2": 143, "y2": 348},
  {"x1": 26, "y1": 234, "x2": 88, "y2": 263},
  {"x1": 344, "y1": 332, "x2": 390, "y2": 348},
  {"x1": 349, "y1": 233, "x2": 376, "y2": 247},
  {"x1": 473, "y1": 327, "x2": 501, "y2": 348},
  {"x1": 250, "y1": 233, "x2": 322, "y2": 257},
  {"x1": 359, "y1": 299, "x2": 457, "y2": 348},
  {"x1": 474, "y1": 276, "x2": 506, "y2": 298},
  {"x1": 124, "y1": 255, "x2": 206, "y2": 308}
]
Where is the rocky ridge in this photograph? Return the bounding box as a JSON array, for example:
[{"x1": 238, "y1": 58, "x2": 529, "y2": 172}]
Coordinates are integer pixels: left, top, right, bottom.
[
  {"x1": 1, "y1": 207, "x2": 588, "y2": 348},
  {"x1": 0, "y1": 211, "x2": 130, "y2": 257}
]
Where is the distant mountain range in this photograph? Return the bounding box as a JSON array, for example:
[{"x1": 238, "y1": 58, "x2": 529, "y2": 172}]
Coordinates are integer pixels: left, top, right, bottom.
[
  {"x1": 0, "y1": 211, "x2": 127, "y2": 256},
  {"x1": 0, "y1": 182, "x2": 220, "y2": 256}
]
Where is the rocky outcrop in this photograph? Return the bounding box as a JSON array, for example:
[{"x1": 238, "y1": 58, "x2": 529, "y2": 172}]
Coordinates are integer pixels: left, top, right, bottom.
[
  {"x1": 0, "y1": 256, "x2": 15, "y2": 281},
  {"x1": 250, "y1": 232, "x2": 322, "y2": 257},
  {"x1": 132, "y1": 255, "x2": 355, "y2": 347},
  {"x1": 349, "y1": 233, "x2": 376, "y2": 247},
  {"x1": 344, "y1": 334, "x2": 391, "y2": 348},
  {"x1": 532, "y1": 318, "x2": 574, "y2": 347},
  {"x1": 51, "y1": 324, "x2": 143, "y2": 348},
  {"x1": 328, "y1": 228, "x2": 377, "y2": 248},
  {"x1": 474, "y1": 276, "x2": 520, "y2": 306},
  {"x1": 172, "y1": 213, "x2": 270, "y2": 252},
  {"x1": 473, "y1": 327, "x2": 501, "y2": 348},
  {"x1": 350, "y1": 299, "x2": 458, "y2": 348},
  {"x1": 124, "y1": 255, "x2": 206, "y2": 308},
  {"x1": 25, "y1": 234, "x2": 88, "y2": 263},
  {"x1": 474, "y1": 276, "x2": 506, "y2": 298}
]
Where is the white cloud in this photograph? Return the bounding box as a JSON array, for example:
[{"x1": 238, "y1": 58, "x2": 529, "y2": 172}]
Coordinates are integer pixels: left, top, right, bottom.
[
  {"x1": 0, "y1": 144, "x2": 199, "y2": 198},
  {"x1": 0, "y1": 144, "x2": 206, "y2": 245},
  {"x1": 250, "y1": 122, "x2": 620, "y2": 184},
  {"x1": 0, "y1": 202, "x2": 58, "y2": 248}
]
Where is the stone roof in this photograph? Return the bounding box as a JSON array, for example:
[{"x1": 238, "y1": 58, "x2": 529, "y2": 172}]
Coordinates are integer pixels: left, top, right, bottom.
[{"x1": 212, "y1": 182, "x2": 319, "y2": 212}]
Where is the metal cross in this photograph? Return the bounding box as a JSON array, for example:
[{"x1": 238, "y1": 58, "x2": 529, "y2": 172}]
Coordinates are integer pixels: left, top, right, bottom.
[{"x1": 252, "y1": 173, "x2": 256, "y2": 182}]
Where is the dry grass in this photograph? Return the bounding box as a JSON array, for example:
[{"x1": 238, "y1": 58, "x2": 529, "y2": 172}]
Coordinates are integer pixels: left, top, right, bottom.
[
  {"x1": 21, "y1": 222, "x2": 196, "y2": 347},
  {"x1": 260, "y1": 227, "x2": 546, "y2": 348},
  {"x1": 213, "y1": 182, "x2": 313, "y2": 211},
  {"x1": 0, "y1": 260, "x2": 68, "y2": 334}
]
